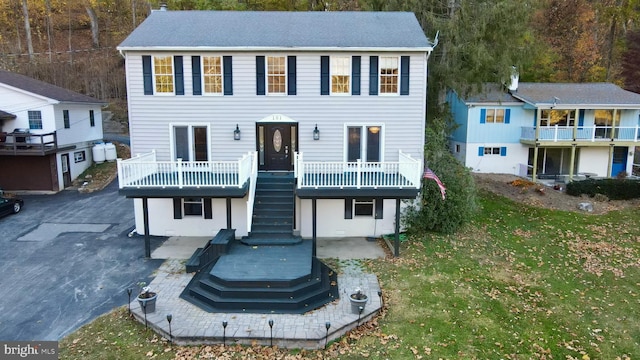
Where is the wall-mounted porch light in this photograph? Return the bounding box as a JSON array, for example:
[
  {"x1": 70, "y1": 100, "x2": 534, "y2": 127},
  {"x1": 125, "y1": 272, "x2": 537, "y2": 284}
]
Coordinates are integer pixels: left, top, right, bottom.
[
  {"x1": 313, "y1": 124, "x2": 320, "y2": 140},
  {"x1": 234, "y1": 124, "x2": 241, "y2": 140}
]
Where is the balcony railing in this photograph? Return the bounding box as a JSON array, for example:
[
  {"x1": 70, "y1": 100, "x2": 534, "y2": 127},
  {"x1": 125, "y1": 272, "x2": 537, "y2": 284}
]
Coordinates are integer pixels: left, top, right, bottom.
[
  {"x1": 295, "y1": 150, "x2": 422, "y2": 189},
  {"x1": 521, "y1": 126, "x2": 640, "y2": 142},
  {"x1": 0, "y1": 131, "x2": 58, "y2": 155},
  {"x1": 117, "y1": 151, "x2": 255, "y2": 189}
]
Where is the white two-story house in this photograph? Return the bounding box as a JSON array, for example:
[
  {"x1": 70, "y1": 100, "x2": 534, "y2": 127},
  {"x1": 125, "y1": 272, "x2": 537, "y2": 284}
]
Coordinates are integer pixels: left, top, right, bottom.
[
  {"x1": 448, "y1": 80, "x2": 640, "y2": 181},
  {"x1": 117, "y1": 10, "x2": 433, "y2": 258},
  {"x1": 0, "y1": 70, "x2": 105, "y2": 192}
]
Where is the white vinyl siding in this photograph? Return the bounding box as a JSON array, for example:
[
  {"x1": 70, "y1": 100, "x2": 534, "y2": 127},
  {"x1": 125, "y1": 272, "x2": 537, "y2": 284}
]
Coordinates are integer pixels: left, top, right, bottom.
[{"x1": 124, "y1": 52, "x2": 426, "y2": 164}]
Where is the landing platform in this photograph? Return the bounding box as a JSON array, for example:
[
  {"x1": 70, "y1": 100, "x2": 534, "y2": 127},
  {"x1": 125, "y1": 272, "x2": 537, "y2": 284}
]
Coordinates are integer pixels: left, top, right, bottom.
[{"x1": 211, "y1": 241, "x2": 312, "y2": 282}]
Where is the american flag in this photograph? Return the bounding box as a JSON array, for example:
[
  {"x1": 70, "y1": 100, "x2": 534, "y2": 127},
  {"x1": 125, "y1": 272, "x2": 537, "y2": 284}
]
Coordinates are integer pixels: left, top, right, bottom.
[{"x1": 423, "y1": 167, "x2": 446, "y2": 200}]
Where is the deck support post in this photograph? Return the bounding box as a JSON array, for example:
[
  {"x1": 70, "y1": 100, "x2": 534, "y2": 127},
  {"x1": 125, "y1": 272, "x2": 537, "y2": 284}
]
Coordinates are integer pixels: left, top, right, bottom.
[
  {"x1": 142, "y1": 197, "x2": 151, "y2": 258},
  {"x1": 532, "y1": 145, "x2": 539, "y2": 182},
  {"x1": 312, "y1": 198, "x2": 317, "y2": 257},
  {"x1": 607, "y1": 144, "x2": 614, "y2": 178},
  {"x1": 394, "y1": 198, "x2": 400, "y2": 257},
  {"x1": 226, "y1": 198, "x2": 232, "y2": 229},
  {"x1": 569, "y1": 144, "x2": 577, "y2": 180}
]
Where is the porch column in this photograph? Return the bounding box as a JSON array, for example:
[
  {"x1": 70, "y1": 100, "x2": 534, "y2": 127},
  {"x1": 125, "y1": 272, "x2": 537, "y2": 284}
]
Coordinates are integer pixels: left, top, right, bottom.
[
  {"x1": 226, "y1": 198, "x2": 232, "y2": 229},
  {"x1": 312, "y1": 198, "x2": 317, "y2": 257},
  {"x1": 142, "y1": 197, "x2": 151, "y2": 258},
  {"x1": 569, "y1": 144, "x2": 577, "y2": 180},
  {"x1": 607, "y1": 144, "x2": 615, "y2": 178},
  {"x1": 532, "y1": 145, "x2": 539, "y2": 182},
  {"x1": 394, "y1": 198, "x2": 401, "y2": 257}
]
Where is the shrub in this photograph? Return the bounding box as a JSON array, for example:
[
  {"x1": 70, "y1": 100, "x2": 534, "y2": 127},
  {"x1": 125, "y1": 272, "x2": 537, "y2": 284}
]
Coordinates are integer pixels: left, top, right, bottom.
[
  {"x1": 403, "y1": 152, "x2": 478, "y2": 234},
  {"x1": 566, "y1": 178, "x2": 640, "y2": 200}
]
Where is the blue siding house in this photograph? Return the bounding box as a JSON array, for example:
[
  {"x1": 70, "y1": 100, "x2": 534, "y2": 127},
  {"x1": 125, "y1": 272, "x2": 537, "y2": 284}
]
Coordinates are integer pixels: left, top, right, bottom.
[{"x1": 449, "y1": 80, "x2": 640, "y2": 181}]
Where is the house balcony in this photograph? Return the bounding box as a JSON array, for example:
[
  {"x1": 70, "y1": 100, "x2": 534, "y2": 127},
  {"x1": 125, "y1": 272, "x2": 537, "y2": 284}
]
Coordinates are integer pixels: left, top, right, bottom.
[
  {"x1": 117, "y1": 149, "x2": 422, "y2": 199},
  {"x1": 520, "y1": 126, "x2": 640, "y2": 146},
  {"x1": 0, "y1": 131, "x2": 58, "y2": 156}
]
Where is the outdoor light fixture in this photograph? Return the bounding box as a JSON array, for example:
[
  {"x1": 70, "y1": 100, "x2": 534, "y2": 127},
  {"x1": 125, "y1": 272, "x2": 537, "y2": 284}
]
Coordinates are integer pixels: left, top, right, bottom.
[
  {"x1": 166, "y1": 314, "x2": 173, "y2": 342},
  {"x1": 268, "y1": 319, "x2": 274, "y2": 347},
  {"x1": 313, "y1": 124, "x2": 320, "y2": 140},
  {"x1": 126, "y1": 288, "x2": 133, "y2": 314},
  {"x1": 357, "y1": 306, "x2": 364, "y2": 325},
  {"x1": 142, "y1": 302, "x2": 148, "y2": 329},
  {"x1": 378, "y1": 290, "x2": 383, "y2": 307},
  {"x1": 324, "y1": 322, "x2": 331, "y2": 349},
  {"x1": 222, "y1": 320, "x2": 228, "y2": 345},
  {"x1": 234, "y1": 124, "x2": 241, "y2": 140}
]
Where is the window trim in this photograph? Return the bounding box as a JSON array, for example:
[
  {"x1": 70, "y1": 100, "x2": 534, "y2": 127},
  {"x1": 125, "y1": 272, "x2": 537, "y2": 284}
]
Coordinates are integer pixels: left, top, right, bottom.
[
  {"x1": 28, "y1": 110, "x2": 43, "y2": 130},
  {"x1": 344, "y1": 124, "x2": 384, "y2": 163},
  {"x1": 330, "y1": 56, "x2": 351, "y2": 95},
  {"x1": 152, "y1": 55, "x2": 175, "y2": 95},
  {"x1": 201, "y1": 55, "x2": 224, "y2": 95},
  {"x1": 266, "y1": 55, "x2": 287, "y2": 95},
  {"x1": 169, "y1": 123, "x2": 211, "y2": 162},
  {"x1": 378, "y1": 56, "x2": 400, "y2": 95}
]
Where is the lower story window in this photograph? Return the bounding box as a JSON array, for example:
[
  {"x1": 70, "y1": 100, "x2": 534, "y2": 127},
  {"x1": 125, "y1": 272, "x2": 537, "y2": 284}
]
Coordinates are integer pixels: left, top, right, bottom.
[
  {"x1": 484, "y1": 147, "x2": 500, "y2": 155},
  {"x1": 183, "y1": 198, "x2": 203, "y2": 216},
  {"x1": 74, "y1": 151, "x2": 86, "y2": 163},
  {"x1": 354, "y1": 198, "x2": 374, "y2": 216}
]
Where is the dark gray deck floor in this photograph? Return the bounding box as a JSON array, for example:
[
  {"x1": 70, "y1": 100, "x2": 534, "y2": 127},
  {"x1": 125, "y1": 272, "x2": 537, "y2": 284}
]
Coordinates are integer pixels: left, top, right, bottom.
[{"x1": 210, "y1": 240, "x2": 312, "y2": 282}]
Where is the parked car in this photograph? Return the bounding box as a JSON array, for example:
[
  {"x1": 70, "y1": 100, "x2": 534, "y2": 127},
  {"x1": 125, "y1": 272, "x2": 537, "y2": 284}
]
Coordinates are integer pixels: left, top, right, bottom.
[{"x1": 0, "y1": 195, "x2": 23, "y2": 218}]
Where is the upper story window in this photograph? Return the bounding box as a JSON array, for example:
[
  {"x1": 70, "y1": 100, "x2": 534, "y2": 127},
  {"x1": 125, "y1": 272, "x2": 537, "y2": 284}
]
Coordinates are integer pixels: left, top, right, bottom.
[
  {"x1": 28, "y1": 110, "x2": 42, "y2": 129},
  {"x1": 486, "y1": 109, "x2": 505, "y2": 123},
  {"x1": 153, "y1": 56, "x2": 174, "y2": 94},
  {"x1": 540, "y1": 109, "x2": 575, "y2": 127},
  {"x1": 594, "y1": 109, "x2": 620, "y2": 126},
  {"x1": 267, "y1": 56, "x2": 286, "y2": 94},
  {"x1": 89, "y1": 110, "x2": 95, "y2": 127},
  {"x1": 63, "y1": 110, "x2": 70, "y2": 128},
  {"x1": 203, "y1": 56, "x2": 223, "y2": 94},
  {"x1": 331, "y1": 56, "x2": 350, "y2": 94},
  {"x1": 379, "y1": 57, "x2": 399, "y2": 94}
]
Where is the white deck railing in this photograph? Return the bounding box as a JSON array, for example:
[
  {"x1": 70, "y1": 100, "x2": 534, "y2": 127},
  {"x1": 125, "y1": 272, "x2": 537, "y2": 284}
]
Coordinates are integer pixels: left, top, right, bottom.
[
  {"x1": 117, "y1": 151, "x2": 255, "y2": 189},
  {"x1": 246, "y1": 151, "x2": 258, "y2": 233},
  {"x1": 521, "y1": 126, "x2": 640, "y2": 142},
  {"x1": 295, "y1": 150, "x2": 421, "y2": 189}
]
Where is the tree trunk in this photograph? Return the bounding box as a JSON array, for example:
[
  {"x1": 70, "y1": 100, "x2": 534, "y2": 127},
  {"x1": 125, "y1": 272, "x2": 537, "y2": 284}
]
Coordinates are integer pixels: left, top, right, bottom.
[
  {"x1": 86, "y1": 3, "x2": 100, "y2": 48},
  {"x1": 21, "y1": 0, "x2": 33, "y2": 60},
  {"x1": 45, "y1": 0, "x2": 53, "y2": 62}
]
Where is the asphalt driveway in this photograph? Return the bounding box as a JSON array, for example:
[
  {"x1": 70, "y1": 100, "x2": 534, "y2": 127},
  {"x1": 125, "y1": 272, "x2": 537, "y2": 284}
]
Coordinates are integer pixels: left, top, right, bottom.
[{"x1": 0, "y1": 180, "x2": 164, "y2": 341}]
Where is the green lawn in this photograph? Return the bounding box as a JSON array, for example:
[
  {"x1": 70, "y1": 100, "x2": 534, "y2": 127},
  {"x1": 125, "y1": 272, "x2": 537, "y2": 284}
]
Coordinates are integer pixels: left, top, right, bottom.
[{"x1": 59, "y1": 190, "x2": 640, "y2": 359}]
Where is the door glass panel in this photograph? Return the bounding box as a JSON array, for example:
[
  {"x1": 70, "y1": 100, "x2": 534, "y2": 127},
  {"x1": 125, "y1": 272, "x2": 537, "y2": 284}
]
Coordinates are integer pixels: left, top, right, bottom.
[
  {"x1": 367, "y1": 126, "x2": 380, "y2": 162},
  {"x1": 273, "y1": 129, "x2": 282, "y2": 153},
  {"x1": 193, "y1": 126, "x2": 208, "y2": 161},
  {"x1": 259, "y1": 126, "x2": 265, "y2": 166},
  {"x1": 347, "y1": 127, "x2": 361, "y2": 162},
  {"x1": 174, "y1": 126, "x2": 189, "y2": 161},
  {"x1": 290, "y1": 125, "x2": 296, "y2": 165}
]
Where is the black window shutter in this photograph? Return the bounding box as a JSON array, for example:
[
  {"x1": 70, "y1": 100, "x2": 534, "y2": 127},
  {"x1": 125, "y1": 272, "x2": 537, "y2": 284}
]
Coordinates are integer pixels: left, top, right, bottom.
[
  {"x1": 142, "y1": 55, "x2": 153, "y2": 95},
  {"x1": 400, "y1": 56, "x2": 410, "y2": 95},
  {"x1": 173, "y1": 198, "x2": 182, "y2": 219},
  {"x1": 352, "y1": 56, "x2": 361, "y2": 95},
  {"x1": 320, "y1": 56, "x2": 330, "y2": 95},
  {"x1": 174, "y1": 56, "x2": 184, "y2": 95},
  {"x1": 344, "y1": 198, "x2": 353, "y2": 219},
  {"x1": 287, "y1": 56, "x2": 296, "y2": 95},
  {"x1": 256, "y1": 56, "x2": 265, "y2": 95},
  {"x1": 203, "y1": 198, "x2": 213, "y2": 219},
  {"x1": 223, "y1": 56, "x2": 233, "y2": 95},
  {"x1": 192, "y1": 56, "x2": 202, "y2": 95},
  {"x1": 369, "y1": 56, "x2": 378, "y2": 95},
  {"x1": 375, "y1": 198, "x2": 383, "y2": 219}
]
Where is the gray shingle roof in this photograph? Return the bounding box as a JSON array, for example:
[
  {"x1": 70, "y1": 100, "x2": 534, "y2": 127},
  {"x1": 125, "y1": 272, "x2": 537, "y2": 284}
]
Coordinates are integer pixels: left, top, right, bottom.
[
  {"x1": 460, "y1": 83, "x2": 520, "y2": 104},
  {"x1": 0, "y1": 109, "x2": 16, "y2": 120},
  {"x1": 118, "y1": 11, "x2": 432, "y2": 50},
  {"x1": 0, "y1": 70, "x2": 104, "y2": 104},
  {"x1": 512, "y1": 83, "x2": 640, "y2": 108}
]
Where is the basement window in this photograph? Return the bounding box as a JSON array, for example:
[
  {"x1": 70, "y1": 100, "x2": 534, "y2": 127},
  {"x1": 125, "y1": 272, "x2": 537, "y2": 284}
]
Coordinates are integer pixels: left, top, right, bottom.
[
  {"x1": 183, "y1": 197, "x2": 203, "y2": 216},
  {"x1": 354, "y1": 198, "x2": 374, "y2": 217}
]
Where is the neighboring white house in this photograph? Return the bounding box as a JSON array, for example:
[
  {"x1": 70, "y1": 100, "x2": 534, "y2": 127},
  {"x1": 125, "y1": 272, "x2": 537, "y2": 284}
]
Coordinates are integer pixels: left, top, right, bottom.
[
  {"x1": 448, "y1": 81, "x2": 640, "y2": 181},
  {"x1": 117, "y1": 10, "x2": 433, "y2": 255},
  {"x1": 0, "y1": 70, "x2": 105, "y2": 192}
]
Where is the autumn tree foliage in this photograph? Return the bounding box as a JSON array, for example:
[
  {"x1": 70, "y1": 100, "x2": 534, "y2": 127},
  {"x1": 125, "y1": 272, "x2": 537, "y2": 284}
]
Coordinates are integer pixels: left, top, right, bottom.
[{"x1": 622, "y1": 30, "x2": 640, "y2": 93}]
